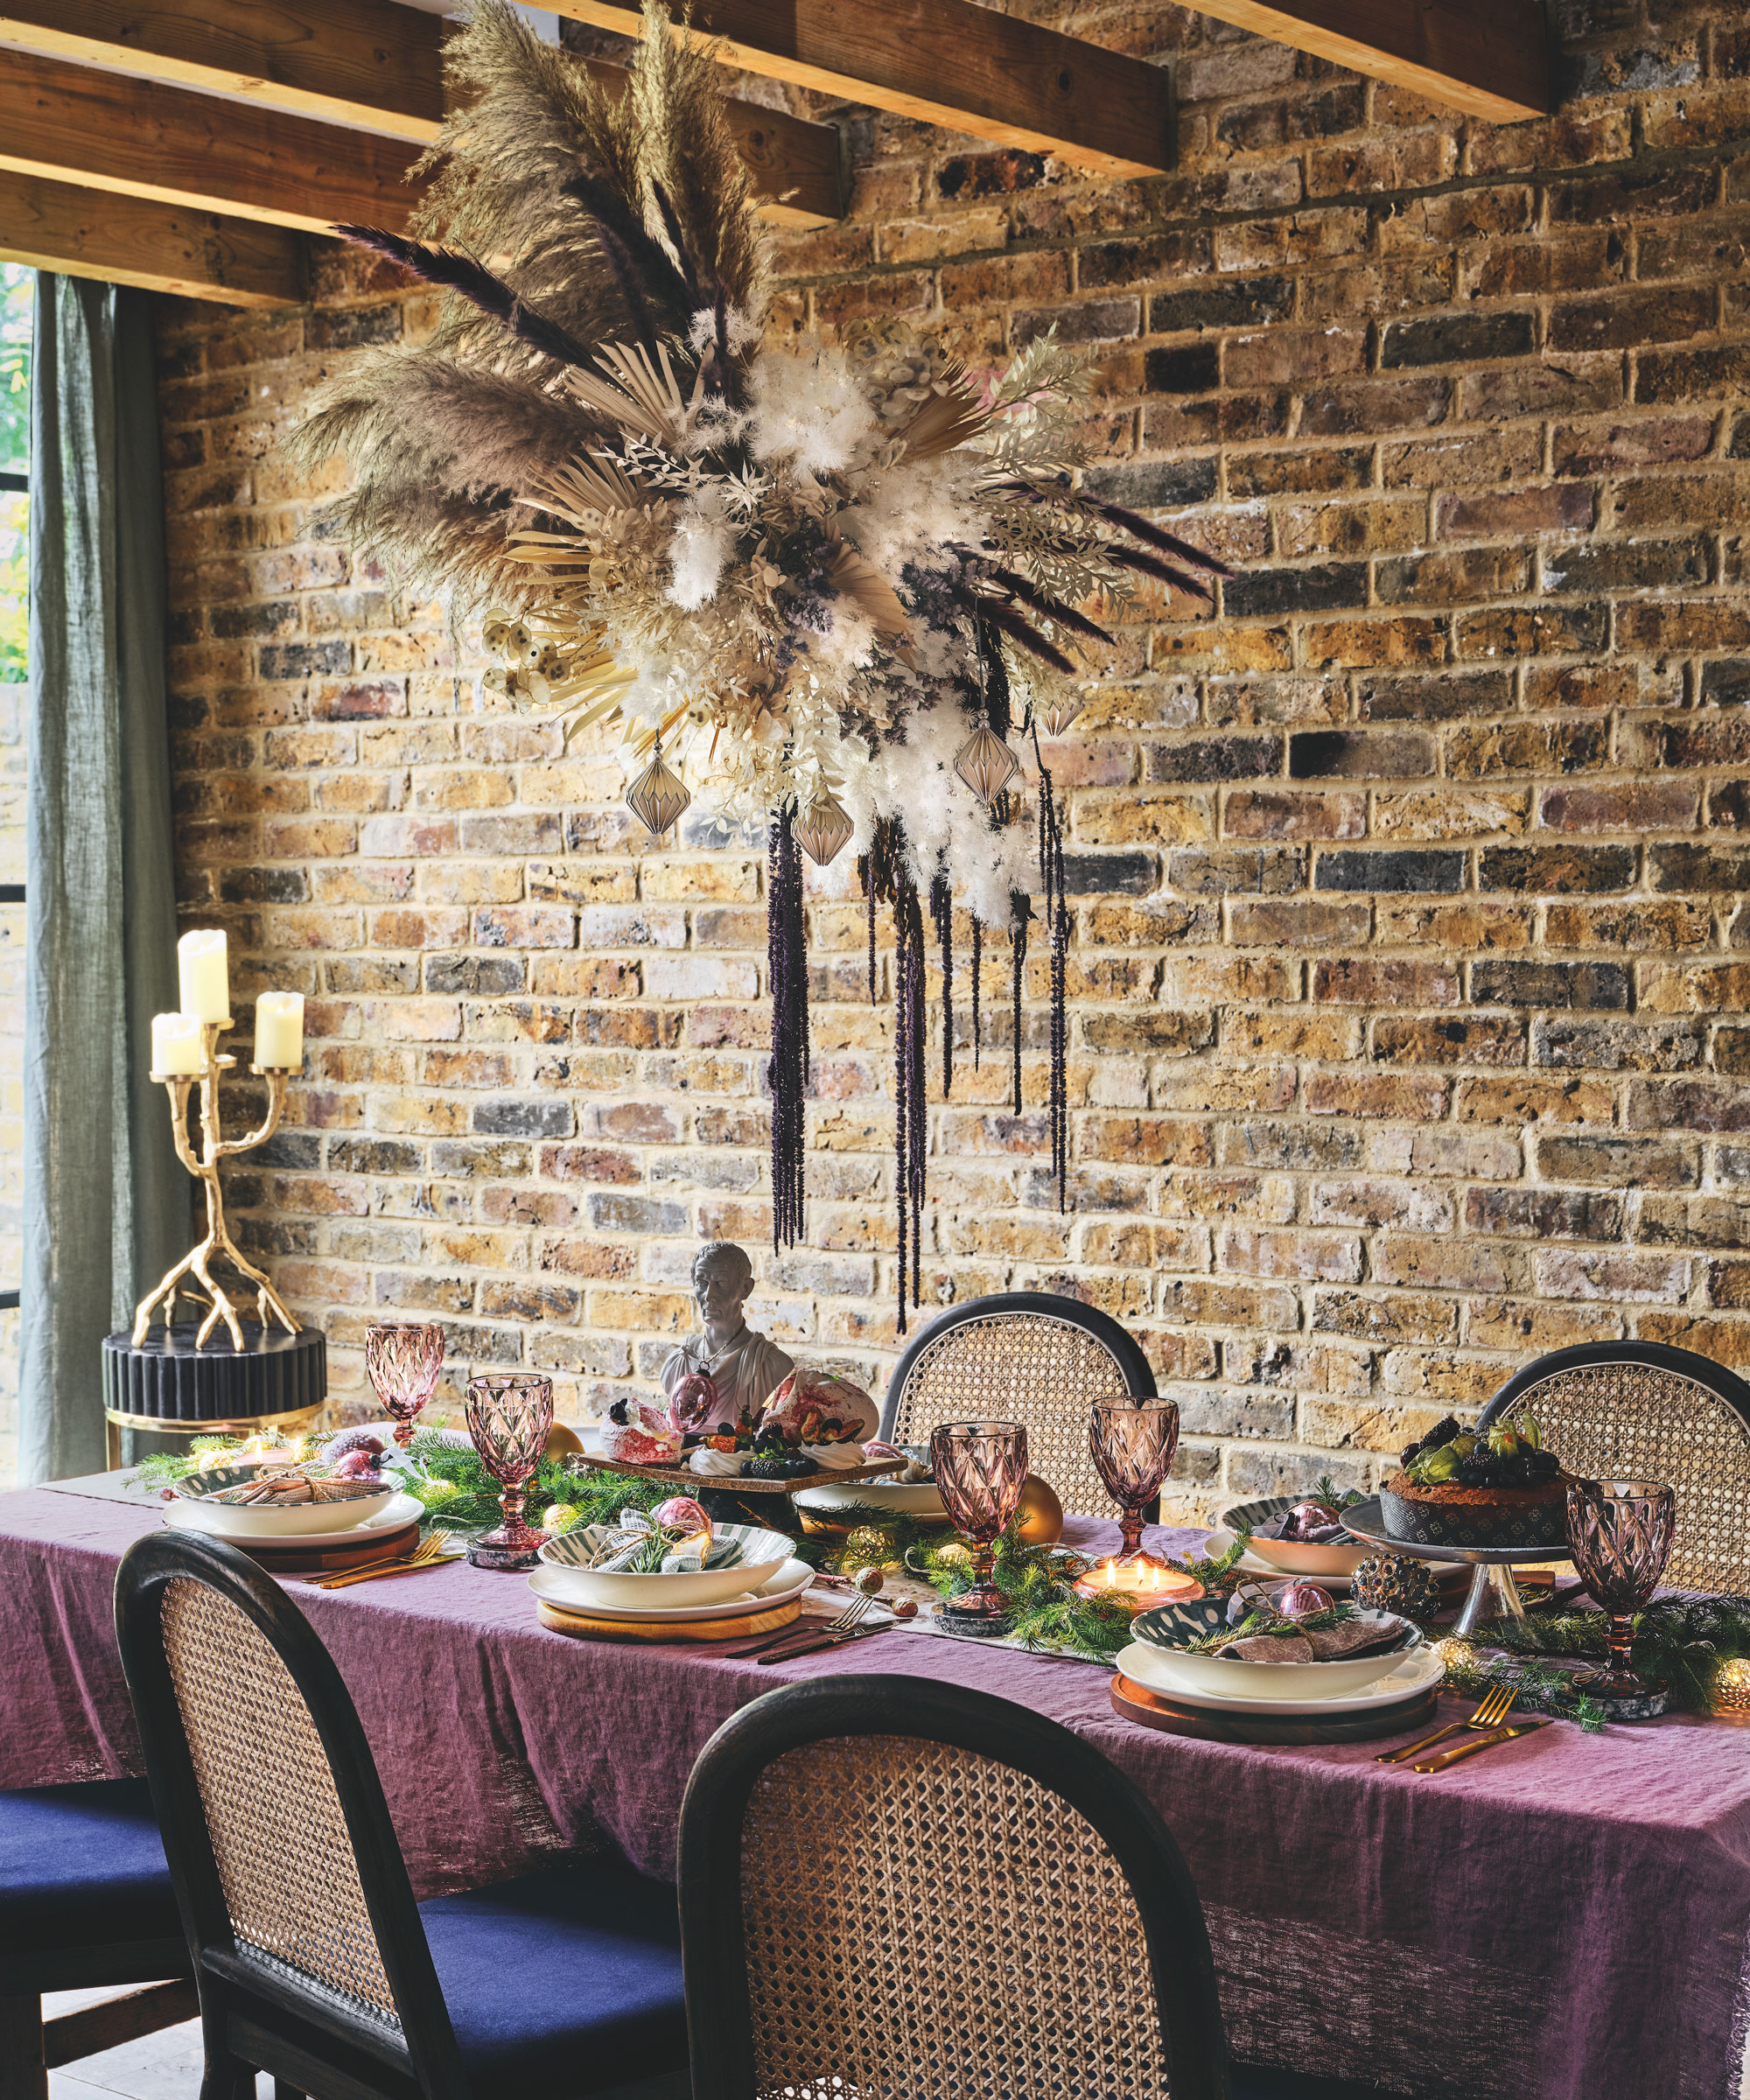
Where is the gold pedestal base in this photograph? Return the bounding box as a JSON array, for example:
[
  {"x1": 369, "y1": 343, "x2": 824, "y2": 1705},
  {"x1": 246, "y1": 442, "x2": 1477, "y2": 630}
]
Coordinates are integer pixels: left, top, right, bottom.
[{"x1": 104, "y1": 1400, "x2": 326, "y2": 1471}]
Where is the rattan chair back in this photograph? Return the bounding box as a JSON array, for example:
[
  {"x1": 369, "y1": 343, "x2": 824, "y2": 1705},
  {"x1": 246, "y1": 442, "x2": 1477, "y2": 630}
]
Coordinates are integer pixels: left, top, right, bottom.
[
  {"x1": 1478, "y1": 1340, "x2": 1750, "y2": 1592},
  {"x1": 679, "y1": 1675, "x2": 1228, "y2": 2100},
  {"x1": 115, "y1": 1530, "x2": 468, "y2": 2100},
  {"x1": 878, "y1": 1291, "x2": 1157, "y2": 1516}
]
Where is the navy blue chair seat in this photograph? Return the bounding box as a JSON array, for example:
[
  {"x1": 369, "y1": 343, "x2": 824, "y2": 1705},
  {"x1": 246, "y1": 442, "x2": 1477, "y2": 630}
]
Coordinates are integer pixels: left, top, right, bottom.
[
  {"x1": 0, "y1": 1778, "x2": 182, "y2": 1963},
  {"x1": 419, "y1": 1865, "x2": 685, "y2": 2100}
]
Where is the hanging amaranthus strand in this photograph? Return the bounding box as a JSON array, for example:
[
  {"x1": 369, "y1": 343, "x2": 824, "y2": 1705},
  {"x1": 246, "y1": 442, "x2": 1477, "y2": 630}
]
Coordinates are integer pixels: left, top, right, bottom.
[
  {"x1": 864, "y1": 821, "x2": 927, "y2": 1330},
  {"x1": 1034, "y1": 732, "x2": 1070, "y2": 1210},
  {"x1": 970, "y1": 919, "x2": 983, "y2": 1071},
  {"x1": 767, "y1": 805, "x2": 809, "y2": 1250},
  {"x1": 1009, "y1": 892, "x2": 1030, "y2": 1118},
  {"x1": 928, "y1": 868, "x2": 954, "y2": 1099}
]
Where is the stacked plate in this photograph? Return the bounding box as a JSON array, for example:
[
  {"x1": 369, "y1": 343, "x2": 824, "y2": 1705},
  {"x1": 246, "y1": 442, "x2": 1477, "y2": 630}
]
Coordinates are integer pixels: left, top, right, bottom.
[
  {"x1": 1115, "y1": 1594, "x2": 1443, "y2": 1742},
  {"x1": 530, "y1": 1522, "x2": 809, "y2": 1638}
]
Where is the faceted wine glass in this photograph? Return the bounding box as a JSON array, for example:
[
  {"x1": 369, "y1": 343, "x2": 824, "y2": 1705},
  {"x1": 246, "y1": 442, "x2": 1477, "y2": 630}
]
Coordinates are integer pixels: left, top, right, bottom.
[
  {"x1": 365, "y1": 1321, "x2": 446, "y2": 1447},
  {"x1": 1089, "y1": 1397, "x2": 1180, "y2": 1562},
  {"x1": 464, "y1": 1372, "x2": 554, "y2": 1569},
  {"x1": 929, "y1": 1421, "x2": 1030, "y2": 1625},
  {"x1": 1564, "y1": 1478, "x2": 1677, "y2": 1701}
]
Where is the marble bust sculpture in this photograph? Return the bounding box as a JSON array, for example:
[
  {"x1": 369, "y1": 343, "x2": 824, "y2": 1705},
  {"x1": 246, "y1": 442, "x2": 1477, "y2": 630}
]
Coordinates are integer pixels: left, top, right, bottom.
[{"x1": 660, "y1": 1241, "x2": 794, "y2": 1429}]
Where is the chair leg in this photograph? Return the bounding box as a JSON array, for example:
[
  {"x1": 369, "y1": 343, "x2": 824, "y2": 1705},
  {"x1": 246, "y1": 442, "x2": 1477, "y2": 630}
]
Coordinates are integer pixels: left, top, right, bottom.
[
  {"x1": 0, "y1": 1993, "x2": 48, "y2": 2100},
  {"x1": 198, "y1": 2052, "x2": 254, "y2": 2100},
  {"x1": 272, "y1": 2082, "x2": 303, "y2": 2100}
]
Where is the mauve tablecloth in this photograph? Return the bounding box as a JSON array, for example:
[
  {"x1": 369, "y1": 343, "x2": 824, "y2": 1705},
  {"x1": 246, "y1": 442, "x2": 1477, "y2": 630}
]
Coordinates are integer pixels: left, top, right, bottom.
[{"x1": 3, "y1": 1481, "x2": 1746, "y2": 2100}]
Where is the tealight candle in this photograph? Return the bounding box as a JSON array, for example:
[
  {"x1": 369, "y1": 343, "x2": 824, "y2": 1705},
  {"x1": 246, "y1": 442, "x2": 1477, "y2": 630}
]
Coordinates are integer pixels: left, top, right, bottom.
[
  {"x1": 255, "y1": 990, "x2": 304, "y2": 1069},
  {"x1": 1070, "y1": 1555, "x2": 1204, "y2": 1614},
  {"x1": 150, "y1": 1012, "x2": 204, "y2": 1075},
  {"x1": 178, "y1": 929, "x2": 231, "y2": 1024}
]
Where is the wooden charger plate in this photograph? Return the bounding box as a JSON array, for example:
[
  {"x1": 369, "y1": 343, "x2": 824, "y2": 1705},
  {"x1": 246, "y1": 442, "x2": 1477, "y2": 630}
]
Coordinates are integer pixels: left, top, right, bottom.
[
  {"x1": 230, "y1": 1518, "x2": 424, "y2": 1578},
  {"x1": 536, "y1": 1592, "x2": 803, "y2": 1644},
  {"x1": 1111, "y1": 1671, "x2": 1441, "y2": 1746}
]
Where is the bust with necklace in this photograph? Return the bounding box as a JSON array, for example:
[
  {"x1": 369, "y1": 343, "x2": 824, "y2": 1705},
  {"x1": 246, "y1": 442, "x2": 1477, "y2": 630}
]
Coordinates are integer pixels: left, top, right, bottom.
[{"x1": 661, "y1": 1242, "x2": 794, "y2": 1432}]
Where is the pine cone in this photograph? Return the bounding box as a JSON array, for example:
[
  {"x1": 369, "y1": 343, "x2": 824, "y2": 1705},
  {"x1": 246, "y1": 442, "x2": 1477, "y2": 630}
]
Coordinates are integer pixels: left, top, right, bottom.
[{"x1": 1353, "y1": 1550, "x2": 1438, "y2": 1619}]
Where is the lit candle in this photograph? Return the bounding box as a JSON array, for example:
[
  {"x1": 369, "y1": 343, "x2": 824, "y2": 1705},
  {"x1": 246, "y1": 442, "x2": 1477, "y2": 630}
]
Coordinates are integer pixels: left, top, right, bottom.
[
  {"x1": 178, "y1": 929, "x2": 231, "y2": 1024},
  {"x1": 151, "y1": 1012, "x2": 204, "y2": 1075},
  {"x1": 255, "y1": 991, "x2": 304, "y2": 1069}
]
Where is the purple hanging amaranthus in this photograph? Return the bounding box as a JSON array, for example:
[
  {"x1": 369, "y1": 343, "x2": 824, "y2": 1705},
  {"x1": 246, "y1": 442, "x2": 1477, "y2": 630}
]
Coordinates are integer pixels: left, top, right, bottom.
[{"x1": 767, "y1": 804, "x2": 810, "y2": 1250}]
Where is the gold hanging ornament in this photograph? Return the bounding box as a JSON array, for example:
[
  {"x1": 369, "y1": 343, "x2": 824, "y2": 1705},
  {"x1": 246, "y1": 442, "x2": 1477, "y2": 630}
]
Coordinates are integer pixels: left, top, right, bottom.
[
  {"x1": 625, "y1": 739, "x2": 691, "y2": 840},
  {"x1": 953, "y1": 724, "x2": 1021, "y2": 804},
  {"x1": 1035, "y1": 690, "x2": 1088, "y2": 738},
  {"x1": 794, "y1": 788, "x2": 855, "y2": 867}
]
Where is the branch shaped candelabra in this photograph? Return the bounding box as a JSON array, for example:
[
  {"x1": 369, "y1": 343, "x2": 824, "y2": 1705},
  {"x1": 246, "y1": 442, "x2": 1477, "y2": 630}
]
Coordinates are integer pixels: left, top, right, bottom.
[{"x1": 134, "y1": 997, "x2": 304, "y2": 1350}]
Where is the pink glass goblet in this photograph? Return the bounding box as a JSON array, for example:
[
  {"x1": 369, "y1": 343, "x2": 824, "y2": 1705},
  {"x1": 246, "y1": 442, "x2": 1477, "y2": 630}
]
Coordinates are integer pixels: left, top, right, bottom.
[
  {"x1": 1089, "y1": 1397, "x2": 1180, "y2": 1564},
  {"x1": 1564, "y1": 1478, "x2": 1677, "y2": 1702},
  {"x1": 464, "y1": 1372, "x2": 554, "y2": 1570},
  {"x1": 365, "y1": 1321, "x2": 446, "y2": 1447},
  {"x1": 929, "y1": 1420, "x2": 1030, "y2": 1633}
]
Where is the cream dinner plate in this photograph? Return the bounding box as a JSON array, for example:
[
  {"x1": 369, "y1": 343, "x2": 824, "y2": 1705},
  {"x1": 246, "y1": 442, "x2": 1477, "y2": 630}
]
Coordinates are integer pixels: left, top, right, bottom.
[
  {"x1": 527, "y1": 1555, "x2": 816, "y2": 1623},
  {"x1": 163, "y1": 1488, "x2": 426, "y2": 1548},
  {"x1": 1116, "y1": 1640, "x2": 1446, "y2": 1716}
]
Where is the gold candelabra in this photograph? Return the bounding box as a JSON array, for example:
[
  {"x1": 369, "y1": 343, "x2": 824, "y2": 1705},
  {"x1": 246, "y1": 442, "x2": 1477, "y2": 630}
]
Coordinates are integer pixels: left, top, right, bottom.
[{"x1": 132, "y1": 1018, "x2": 302, "y2": 1350}]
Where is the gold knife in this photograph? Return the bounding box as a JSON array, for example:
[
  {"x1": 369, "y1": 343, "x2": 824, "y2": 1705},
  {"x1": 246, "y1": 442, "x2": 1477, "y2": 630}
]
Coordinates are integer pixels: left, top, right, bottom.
[{"x1": 1412, "y1": 1718, "x2": 1552, "y2": 1773}]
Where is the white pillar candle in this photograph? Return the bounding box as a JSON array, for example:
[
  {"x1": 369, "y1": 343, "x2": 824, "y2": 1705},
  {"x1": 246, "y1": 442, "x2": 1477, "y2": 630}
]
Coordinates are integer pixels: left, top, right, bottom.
[
  {"x1": 255, "y1": 991, "x2": 304, "y2": 1069},
  {"x1": 178, "y1": 929, "x2": 231, "y2": 1023},
  {"x1": 151, "y1": 1012, "x2": 204, "y2": 1075}
]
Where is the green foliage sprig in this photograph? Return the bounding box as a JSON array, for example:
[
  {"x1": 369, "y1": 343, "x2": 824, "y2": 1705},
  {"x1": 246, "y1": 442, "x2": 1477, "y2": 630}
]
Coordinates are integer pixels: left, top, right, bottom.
[
  {"x1": 404, "y1": 1432, "x2": 668, "y2": 1534},
  {"x1": 1444, "y1": 1593, "x2": 1750, "y2": 1722}
]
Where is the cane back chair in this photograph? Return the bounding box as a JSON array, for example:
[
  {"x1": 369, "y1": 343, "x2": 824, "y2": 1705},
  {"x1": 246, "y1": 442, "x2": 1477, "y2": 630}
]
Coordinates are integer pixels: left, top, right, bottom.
[
  {"x1": 1, "y1": 1779, "x2": 195, "y2": 2100},
  {"x1": 1478, "y1": 1340, "x2": 1750, "y2": 1594},
  {"x1": 114, "y1": 1530, "x2": 689, "y2": 2100},
  {"x1": 678, "y1": 1674, "x2": 1229, "y2": 2100},
  {"x1": 878, "y1": 1291, "x2": 1158, "y2": 1517}
]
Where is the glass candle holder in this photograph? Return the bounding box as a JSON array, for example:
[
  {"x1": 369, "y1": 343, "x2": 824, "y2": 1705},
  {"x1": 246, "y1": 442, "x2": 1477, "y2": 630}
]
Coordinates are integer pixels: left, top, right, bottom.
[
  {"x1": 365, "y1": 1321, "x2": 446, "y2": 1447},
  {"x1": 1088, "y1": 1397, "x2": 1180, "y2": 1563},
  {"x1": 1564, "y1": 1478, "x2": 1676, "y2": 1702},
  {"x1": 465, "y1": 1372, "x2": 554, "y2": 1570},
  {"x1": 929, "y1": 1420, "x2": 1030, "y2": 1632}
]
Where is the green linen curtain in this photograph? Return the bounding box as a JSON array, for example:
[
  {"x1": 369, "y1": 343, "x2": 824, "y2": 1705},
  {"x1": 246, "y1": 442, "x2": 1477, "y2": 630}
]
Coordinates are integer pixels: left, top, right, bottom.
[{"x1": 20, "y1": 274, "x2": 186, "y2": 1483}]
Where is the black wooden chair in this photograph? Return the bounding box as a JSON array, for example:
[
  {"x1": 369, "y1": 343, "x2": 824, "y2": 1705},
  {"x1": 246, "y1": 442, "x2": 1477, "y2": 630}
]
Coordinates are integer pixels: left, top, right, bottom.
[
  {"x1": 113, "y1": 1529, "x2": 690, "y2": 2100},
  {"x1": 1, "y1": 1781, "x2": 196, "y2": 2100},
  {"x1": 1478, "y1": 1339, "x2": 1750, "y2": 1593},
  {"x1": 877, "y1": 1289, "x2": 1158, "y2": 1516},
  {"x1": 677, "y1": 1673, "x2": 1229, "y2": 2100}
]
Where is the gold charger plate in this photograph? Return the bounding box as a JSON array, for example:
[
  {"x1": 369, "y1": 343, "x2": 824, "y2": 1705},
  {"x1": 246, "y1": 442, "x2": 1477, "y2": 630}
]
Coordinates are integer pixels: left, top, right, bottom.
[{"x1": 535, "y1": 1592, "x2": 803, "y2": 1644}]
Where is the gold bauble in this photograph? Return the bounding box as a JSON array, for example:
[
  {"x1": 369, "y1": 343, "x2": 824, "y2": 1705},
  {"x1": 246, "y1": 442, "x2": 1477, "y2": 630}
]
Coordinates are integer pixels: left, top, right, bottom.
[
  {"x1": 543, "y1": 1422, "x2": 584, "y2": 1460},
  {"x1": 1015, "y1": 1474, "x2": 1064, "y2": 1545}
]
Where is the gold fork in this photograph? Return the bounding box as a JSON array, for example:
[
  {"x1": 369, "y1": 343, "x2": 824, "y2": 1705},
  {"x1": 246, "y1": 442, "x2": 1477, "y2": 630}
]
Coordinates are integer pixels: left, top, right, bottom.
[
  {"x1": 725, "y1": 1591, "x2": 873, "y2": 1659},
  {"x1": 303, "y1": 1534, "x2": 453, "y2": 1590},
  {"x1": 1376, "y1": 1684, "x2": 1515, "y2": 1765}
]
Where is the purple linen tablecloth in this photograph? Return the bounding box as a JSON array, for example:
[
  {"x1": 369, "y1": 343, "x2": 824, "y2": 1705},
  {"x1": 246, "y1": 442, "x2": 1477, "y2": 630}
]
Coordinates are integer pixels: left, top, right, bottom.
[{"x1": 3, "y1": 1482, "x2": 1746, "y2": 2100}]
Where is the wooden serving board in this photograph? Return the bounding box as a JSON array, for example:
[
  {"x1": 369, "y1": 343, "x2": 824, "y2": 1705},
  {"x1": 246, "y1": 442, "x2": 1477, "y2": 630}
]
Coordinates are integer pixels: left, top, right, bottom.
[
  {"x1": 236, "y1": 1519, "x2": 424, "y2": 1577},
  {"x1": 570, "y1": 1452, "x2": 906, "y2": 1494},
  {"x1": 1111, "y1": 1672, "x2": 1441, "y2": 1746},
  {"x1": 536, "y1": 1592, "x2": 803, "y2": 1644}
]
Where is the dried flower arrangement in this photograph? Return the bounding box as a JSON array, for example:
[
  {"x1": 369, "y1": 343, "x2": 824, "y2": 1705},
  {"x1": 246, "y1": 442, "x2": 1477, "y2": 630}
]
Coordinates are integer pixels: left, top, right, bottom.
[{"x1": 293, "y1": 0, "x2": 1231, "y2": 1326}]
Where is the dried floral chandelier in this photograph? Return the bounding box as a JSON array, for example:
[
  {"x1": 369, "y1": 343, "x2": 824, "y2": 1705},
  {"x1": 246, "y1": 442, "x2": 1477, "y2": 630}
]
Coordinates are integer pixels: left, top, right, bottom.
[{"x1": 297, "y1": 0, "x2": 1231, "y2": 1329}]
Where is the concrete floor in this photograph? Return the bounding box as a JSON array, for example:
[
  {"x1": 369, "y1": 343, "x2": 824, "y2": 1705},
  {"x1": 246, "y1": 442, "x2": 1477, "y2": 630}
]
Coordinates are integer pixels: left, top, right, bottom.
[{"x1": 42, "y1": 1989, "x2": 258, "y2": 2100}]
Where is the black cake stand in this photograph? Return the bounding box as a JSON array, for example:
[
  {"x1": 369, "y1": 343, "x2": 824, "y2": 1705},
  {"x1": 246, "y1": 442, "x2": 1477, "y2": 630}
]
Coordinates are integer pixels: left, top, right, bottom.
[{"x1": 1341, "y1": 1494, "x2": 1572, "y2": 1638}]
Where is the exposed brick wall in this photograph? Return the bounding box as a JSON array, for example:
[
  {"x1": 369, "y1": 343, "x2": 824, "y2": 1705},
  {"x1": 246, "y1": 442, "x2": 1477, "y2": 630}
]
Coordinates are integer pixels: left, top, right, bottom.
[{"x1": 155, "y1": 0, "x2": 1750, "y2": 1517}]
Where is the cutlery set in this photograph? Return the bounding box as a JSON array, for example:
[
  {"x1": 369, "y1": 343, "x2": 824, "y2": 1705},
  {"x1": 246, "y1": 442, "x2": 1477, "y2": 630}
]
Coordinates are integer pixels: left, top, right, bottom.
[
  {"x1": 1376, "y1": 1688, "x2": 1553, "y2": 1772},
  {"x1": 298, "y1": 1533, "x2": 458, "y2": 1589},
  {"x1": 722, "y1": 1590, "x2": 892, "y2": 1662}
]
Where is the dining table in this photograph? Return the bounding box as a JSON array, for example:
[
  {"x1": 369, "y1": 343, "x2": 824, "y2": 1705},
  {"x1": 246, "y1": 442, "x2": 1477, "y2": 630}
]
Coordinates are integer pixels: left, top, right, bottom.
[{"x1": 2, "y1": 1472, "x2": 1746, "y2": 2100}]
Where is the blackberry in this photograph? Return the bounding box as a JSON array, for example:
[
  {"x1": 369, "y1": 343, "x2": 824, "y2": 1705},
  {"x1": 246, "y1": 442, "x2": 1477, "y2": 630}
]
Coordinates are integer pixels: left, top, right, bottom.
[{"x1": 742, "y1": 1457, "x2": 791, "y2": 1480}]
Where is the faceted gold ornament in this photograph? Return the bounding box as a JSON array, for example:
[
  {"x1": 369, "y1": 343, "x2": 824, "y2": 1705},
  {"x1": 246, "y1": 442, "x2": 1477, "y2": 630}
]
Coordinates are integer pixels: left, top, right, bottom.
[
  {"x1": 1036, "y1": 691, "x2": 1087, "y2": 738},
  {"x1": 954, "y1": 724, "x2": 1022, "y2": 803},
  {"x1": 794, "y1": 789, "x2": 855, "y2": 867},
  {"x1": 626, "y1": 748, "x2": 691, "y2": 840}
]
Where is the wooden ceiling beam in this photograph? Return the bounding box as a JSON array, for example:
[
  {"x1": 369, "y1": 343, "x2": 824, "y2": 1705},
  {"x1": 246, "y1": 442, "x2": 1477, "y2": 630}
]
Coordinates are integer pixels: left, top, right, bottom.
[
  {"x1": 1185, "y1": 0, "x2": 1548, "y2": 123},
  {"x1": 553, "y1": 0, "x2": 1175, "y2": 178},
  {"x1": 0, "y1": 165, "x2": 303, "y2": 304},
  {"x1": 0, "y1": 0, "x2": 844, "y2": 224}
]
